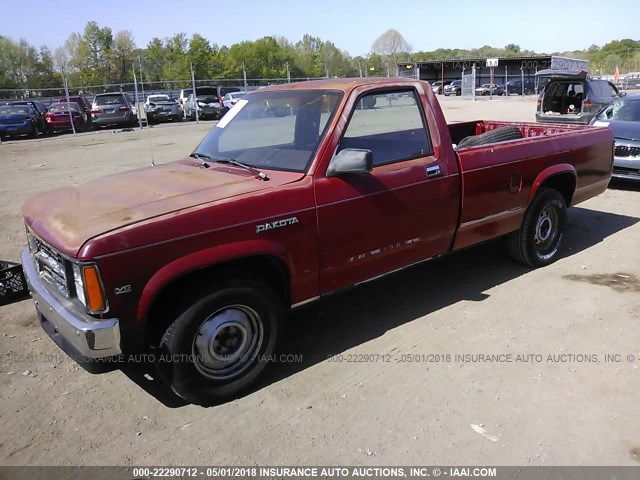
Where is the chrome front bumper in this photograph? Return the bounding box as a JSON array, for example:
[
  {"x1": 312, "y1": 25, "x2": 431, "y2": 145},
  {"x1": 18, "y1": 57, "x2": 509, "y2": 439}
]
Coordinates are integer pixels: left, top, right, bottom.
[{"x1": 21, "y1": 248, "x2": 121, "y2": 359}]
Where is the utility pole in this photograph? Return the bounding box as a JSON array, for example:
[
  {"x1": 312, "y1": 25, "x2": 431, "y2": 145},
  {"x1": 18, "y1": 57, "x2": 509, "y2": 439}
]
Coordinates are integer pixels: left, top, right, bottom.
[
  {"x1": 132, "y1": 65, "x2": 142, "y2": 129},
  {"x1": 138, "y1": 56, "x2": 145, "y2": 100},
  {"x1": 242, "y1": 62, "x2": 248, "y2": 91},
  {"x1": 190, "y1": 62, "x2": 199, "y2": 123},
  {"x1": 62, "y1": 67, "x2": 77, "y2": 137}
]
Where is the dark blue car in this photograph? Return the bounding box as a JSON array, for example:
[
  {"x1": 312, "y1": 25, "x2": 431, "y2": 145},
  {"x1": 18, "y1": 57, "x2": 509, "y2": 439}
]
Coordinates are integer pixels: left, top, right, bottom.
[{"x1": 0, "y1": 104, "x2": 40, "y2": 139}]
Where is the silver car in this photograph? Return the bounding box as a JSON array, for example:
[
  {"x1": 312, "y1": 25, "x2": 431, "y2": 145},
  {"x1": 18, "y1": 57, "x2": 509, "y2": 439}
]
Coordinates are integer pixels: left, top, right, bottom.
[
  {"x1": 91, "y1": 93, "x2": 137, "y2": 127},
  {"x1": 591, "y1": 94, "x2": 640, "y2": 182},
  {"x1": 183, "y1": 93, "x2": 223, "y2": 120},
  {"x1": 144, "y1": 94, "x2": 181, "y2": 124}
]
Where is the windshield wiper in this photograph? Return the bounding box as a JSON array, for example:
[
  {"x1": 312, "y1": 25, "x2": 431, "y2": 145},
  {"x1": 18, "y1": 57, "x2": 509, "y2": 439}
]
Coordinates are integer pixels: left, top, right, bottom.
[
  {"x1": 212, "y1": 157, "x2": 269, "y2": 181},
  {"x1": 190, "y1": 152, "x2": 211, "y2": 168},
  {"x1": 190, "y1": 153, "x2": 269, "y2": 180}
]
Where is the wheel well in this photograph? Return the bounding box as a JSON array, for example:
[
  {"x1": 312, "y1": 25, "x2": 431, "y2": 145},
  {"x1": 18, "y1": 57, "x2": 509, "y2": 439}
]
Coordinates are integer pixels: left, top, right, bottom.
[
  {"x1": 540, "y1": 173, "x2": 576, "y2": 206},
  {"x1": 143, "y1": 255, "x2": 291, "y2": 347}
]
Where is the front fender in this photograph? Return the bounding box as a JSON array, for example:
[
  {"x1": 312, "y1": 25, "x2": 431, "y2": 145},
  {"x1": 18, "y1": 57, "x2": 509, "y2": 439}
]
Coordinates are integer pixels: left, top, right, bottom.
[
  {"x1": 528, "y1": 163, "x2": 576, "y2": 203},
  {"x1": 136, "y1": 240, "x2": 291, "y2": 324}
]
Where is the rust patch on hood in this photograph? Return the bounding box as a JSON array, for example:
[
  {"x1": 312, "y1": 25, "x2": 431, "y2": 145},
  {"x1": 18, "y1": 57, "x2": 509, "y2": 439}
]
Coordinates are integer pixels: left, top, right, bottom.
[{"x1": 22, "y1": 158, "x2": 300, "y2": 256}]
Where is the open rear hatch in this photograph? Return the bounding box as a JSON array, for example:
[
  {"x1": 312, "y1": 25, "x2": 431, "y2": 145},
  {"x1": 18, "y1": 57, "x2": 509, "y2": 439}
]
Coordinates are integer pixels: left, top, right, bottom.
[
  {"x1": 535, "y1": 69, "x2": 588, "y2": 80},
  {"x1": 536, "y1": 70, "x2": 588, "y2": 117}
]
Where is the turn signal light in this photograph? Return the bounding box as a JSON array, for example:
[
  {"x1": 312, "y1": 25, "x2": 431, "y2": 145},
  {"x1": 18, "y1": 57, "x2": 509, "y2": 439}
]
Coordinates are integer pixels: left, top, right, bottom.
[{"x1": 83, "y1": 265, "x2": 107, "y2": 313}]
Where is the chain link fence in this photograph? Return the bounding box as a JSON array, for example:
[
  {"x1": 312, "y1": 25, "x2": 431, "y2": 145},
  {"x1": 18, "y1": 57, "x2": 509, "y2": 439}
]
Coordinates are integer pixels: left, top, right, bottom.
[{"x1": 0, "y1": 77, "x2": 326, "y2": 106}]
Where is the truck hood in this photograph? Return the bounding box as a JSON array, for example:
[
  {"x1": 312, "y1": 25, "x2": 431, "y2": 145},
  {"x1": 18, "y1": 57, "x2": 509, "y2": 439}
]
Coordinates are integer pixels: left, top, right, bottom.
[{"x1": 22, "y1": 158, "x2": 302, "y2": 256}]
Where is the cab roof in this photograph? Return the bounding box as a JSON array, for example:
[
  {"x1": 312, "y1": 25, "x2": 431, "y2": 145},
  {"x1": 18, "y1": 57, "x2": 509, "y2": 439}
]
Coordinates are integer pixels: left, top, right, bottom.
[{"x1": 257, "y1": 77, "x2": 422, "y2": 94}]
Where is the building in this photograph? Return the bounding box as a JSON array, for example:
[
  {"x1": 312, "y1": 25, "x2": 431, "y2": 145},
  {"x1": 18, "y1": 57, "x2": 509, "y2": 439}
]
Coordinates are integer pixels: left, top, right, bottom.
[{"x1": 398, "y1": 55, "x2": 588, "y2": 89}]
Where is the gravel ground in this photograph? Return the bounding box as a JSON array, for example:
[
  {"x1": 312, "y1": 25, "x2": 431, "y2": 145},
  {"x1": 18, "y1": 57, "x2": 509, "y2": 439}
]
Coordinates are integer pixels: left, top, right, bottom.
[{"x1": 0, "y1": 96, "x2": 639, "y2": 467}]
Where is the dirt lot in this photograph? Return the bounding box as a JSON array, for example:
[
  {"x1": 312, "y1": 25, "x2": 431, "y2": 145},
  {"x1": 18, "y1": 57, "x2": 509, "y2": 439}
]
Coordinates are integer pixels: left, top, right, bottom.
[{"x1": 1, "y1": 96, "x2": 639, "y2": 467}]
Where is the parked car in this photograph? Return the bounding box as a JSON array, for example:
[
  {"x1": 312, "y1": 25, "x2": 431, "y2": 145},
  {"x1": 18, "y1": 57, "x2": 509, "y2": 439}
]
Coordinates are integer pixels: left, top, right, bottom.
[
  {"x1": 90, "y1": 92, "x2": 137, "y2": 128},
  {"x1": 475, "y1": 84, "x2": 504, "y2": 96},
  {"x1": 505, "y1": 79, "x2": 536, "y2": 95},
  {"x1": 45, "y1": 102, "x2": 86, "y2": 132},
  {"x1": 216, "y1": 86, "x2": 242, "y2": 105},
  {"x1": 535, "y1": 69, "x2": 622, "y2": 124},
  {"x1": 144, "y1": 94, "x2": 181, "y2": 124},
  {"x1": 443, "y1": 80, "x2": 462, "y2": 96},
  {"x1": 591, "y1": 93, "x2": 640, "y2": 182},
  {"x1": 9, "y1": 100, "x2": 50, "y2": 135},
  {"x1": 221, "y1": 91, "x2": 246, "y2": 112},
  {"x1": 431, "y1": 80, "x2": 452, "y2": 95},
  {"x1": 55, "y1": 95, "x2": 92, "y2": 126},
  {"x1": 0, "y1": 104, "x2": 41, "y2": 139},
  {"x1": 177, "y1": 88, "x2": 193, "y2": 111},
  {"x1": 21, "y1": 78, "x2": 614, "y2": 404},
  {"x1": 183, "y1": 92, "x2": 224, "y2": 120}
]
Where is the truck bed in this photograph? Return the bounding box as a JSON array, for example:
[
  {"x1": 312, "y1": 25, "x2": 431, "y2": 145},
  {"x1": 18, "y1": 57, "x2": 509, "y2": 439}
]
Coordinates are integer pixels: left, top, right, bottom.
[{"x1": 447, "y1": 120, "x2": 614, "y2": 250}]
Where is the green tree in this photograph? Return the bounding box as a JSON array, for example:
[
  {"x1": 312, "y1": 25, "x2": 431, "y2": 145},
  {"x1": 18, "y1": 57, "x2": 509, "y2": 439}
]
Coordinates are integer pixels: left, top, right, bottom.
[
  {"x1": 188, "y1": 34, "x2": 213, "y2": 79},
  {"x1": 110, "y1": 30, "x2": 136, "y2": 84},
  {"x1": 163, "y1": 33, "x2": 190, "y2": 84},
  {"x1": 505, "y1": 44, "x2": 521, "y2": 54},
  {"x1": 143, "y1": 37, "x2": 167, "y2": 84},
  {"x1": 371, "y1": 29, "x2": 412, "y2": 71}
]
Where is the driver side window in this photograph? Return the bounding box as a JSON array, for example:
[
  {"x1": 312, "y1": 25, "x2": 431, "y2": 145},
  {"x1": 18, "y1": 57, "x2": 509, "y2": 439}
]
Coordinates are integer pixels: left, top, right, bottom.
[{"x1": 339, "y1": 90, "x2": 431, "y2": 166}]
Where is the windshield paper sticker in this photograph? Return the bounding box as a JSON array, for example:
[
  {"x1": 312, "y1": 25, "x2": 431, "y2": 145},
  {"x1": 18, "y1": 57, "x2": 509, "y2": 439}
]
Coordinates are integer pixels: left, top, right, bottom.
[{"x1": 217, "y1": 99, "x2": 248, "y2": 129}]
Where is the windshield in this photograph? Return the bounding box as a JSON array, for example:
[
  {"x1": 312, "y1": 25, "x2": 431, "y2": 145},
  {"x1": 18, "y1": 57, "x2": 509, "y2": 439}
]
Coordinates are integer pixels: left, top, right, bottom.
[
  {"x1": 148, "y1": 95, "x2": 171, "y2": 102},
  {"x1": 49, "y1": 103, "x2": 80, "y2": 112},
  {"x1": 95, "y1": 94, "x2": 124, "y2": 105},
  {"x1": 596, "y1": 96, "x2": 640, "y2": 122},
  {"x1": 194, "y1": 89, "x2": 343, "y2": 173},
  {"x1": 0, "y1": 106, "x2": 30, "y2": 115}
]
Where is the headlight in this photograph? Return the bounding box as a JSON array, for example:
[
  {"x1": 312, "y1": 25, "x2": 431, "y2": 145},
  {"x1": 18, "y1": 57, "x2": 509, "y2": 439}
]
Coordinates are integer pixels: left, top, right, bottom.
[
  {"x1": 198, "y1": 101, "x2": 206, "y2": 107},
  {"x1": 73, "y1": 263, "x2": 108, "y2": 314}
]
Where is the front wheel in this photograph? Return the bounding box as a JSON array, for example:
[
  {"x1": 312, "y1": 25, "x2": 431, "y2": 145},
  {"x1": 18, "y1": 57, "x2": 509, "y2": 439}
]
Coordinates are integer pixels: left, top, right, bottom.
[
  {"x1": 507, "y1": 188, "x2": 567, "y2": 267},
  {"x1": 156, "y1": 277, "x2": 283, "y2": 405}
]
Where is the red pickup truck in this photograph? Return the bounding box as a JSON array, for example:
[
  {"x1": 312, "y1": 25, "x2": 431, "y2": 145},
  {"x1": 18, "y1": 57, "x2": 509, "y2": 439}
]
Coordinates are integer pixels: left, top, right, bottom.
[{"x1": 21, "y1": 78, "x2": 613, "y2": 404}]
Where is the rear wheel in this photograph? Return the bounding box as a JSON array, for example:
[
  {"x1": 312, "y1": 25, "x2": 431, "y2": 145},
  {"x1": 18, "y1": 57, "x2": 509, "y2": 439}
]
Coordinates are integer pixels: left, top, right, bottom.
[
  {"x1": 29, "y1": 124, "x2": 39, "y2": 139},
  {"x1": 507, "y1": 188, "x2": 567, "y2": 267},
  {"x1": 156, "y1": 277, "x2": 283, "y2": 405}
]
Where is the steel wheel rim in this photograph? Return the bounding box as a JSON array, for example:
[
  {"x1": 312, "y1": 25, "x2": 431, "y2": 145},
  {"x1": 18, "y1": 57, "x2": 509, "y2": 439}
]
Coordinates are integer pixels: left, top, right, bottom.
[
  {"x1": 535, "y1": 207, "x2": 558, "y2": 252},
  {"x1": 192, "y1": 305, "x2": 263, "y2": 380}
]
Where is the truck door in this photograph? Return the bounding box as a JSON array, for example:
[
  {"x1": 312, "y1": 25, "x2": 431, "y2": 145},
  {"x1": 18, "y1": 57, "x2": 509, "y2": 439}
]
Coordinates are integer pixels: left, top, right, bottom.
[{"x1": 314, "y1": 88, "x2": 454, "y2": 294}]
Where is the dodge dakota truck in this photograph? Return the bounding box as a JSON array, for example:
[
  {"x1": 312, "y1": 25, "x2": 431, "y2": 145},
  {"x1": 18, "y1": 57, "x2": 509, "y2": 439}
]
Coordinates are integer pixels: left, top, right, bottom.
[{"x1": 21, "y1": 78, "x2": 614, "y2": 404}]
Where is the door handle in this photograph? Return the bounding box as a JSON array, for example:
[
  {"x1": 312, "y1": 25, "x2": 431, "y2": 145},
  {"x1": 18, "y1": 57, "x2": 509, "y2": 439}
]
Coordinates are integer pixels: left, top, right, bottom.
[{"x1": 426, "y1": 165, "x2": 441, "y2": 178}]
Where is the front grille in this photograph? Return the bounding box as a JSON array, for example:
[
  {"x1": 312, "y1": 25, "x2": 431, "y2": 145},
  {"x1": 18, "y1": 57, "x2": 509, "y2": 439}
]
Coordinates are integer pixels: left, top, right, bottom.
[
  {"x1": 29, "y1": 233, "x2": 70, "y2": 298},
  {"x1": 614, "y1": 145, "x2": 640, "y2": 158},
  {"x1": 613, "y1": 166, "x2": 640, "y2": 177}
]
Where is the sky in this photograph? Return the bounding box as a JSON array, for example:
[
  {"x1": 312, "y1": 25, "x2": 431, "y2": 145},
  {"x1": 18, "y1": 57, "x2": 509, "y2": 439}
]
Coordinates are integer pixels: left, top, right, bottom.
[{"x1": 1, "y1": 0, "x2": 638, "y2": 56}]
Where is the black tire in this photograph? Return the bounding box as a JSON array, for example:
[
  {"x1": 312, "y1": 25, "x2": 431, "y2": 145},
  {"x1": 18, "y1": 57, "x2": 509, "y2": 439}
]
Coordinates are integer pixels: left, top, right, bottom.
[
  {"x1": 29, "y1": 124, "x2": 39, "y2": 139},
  {"x1": 457, "y1": 125, "x2": 523, "y2": 149},
  {"x1": 507, "y1": 188, "x2": 567, "y2": 267},
  {"x1": 156, "y1": 277, "x2": 283, "y2": 405},
  {"x1": 147, "y1": 113, "x2": 154, "y2": 124}
]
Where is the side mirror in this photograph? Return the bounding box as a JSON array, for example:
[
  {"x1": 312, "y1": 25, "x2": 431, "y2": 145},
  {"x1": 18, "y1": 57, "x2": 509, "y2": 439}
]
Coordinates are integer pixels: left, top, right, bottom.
[
  {"x1": 326, "y1": 148, "x2": 373, "y2": 177},
  {"x1": 619, "y1": 91, "x2": 627, "y2": 97}
]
